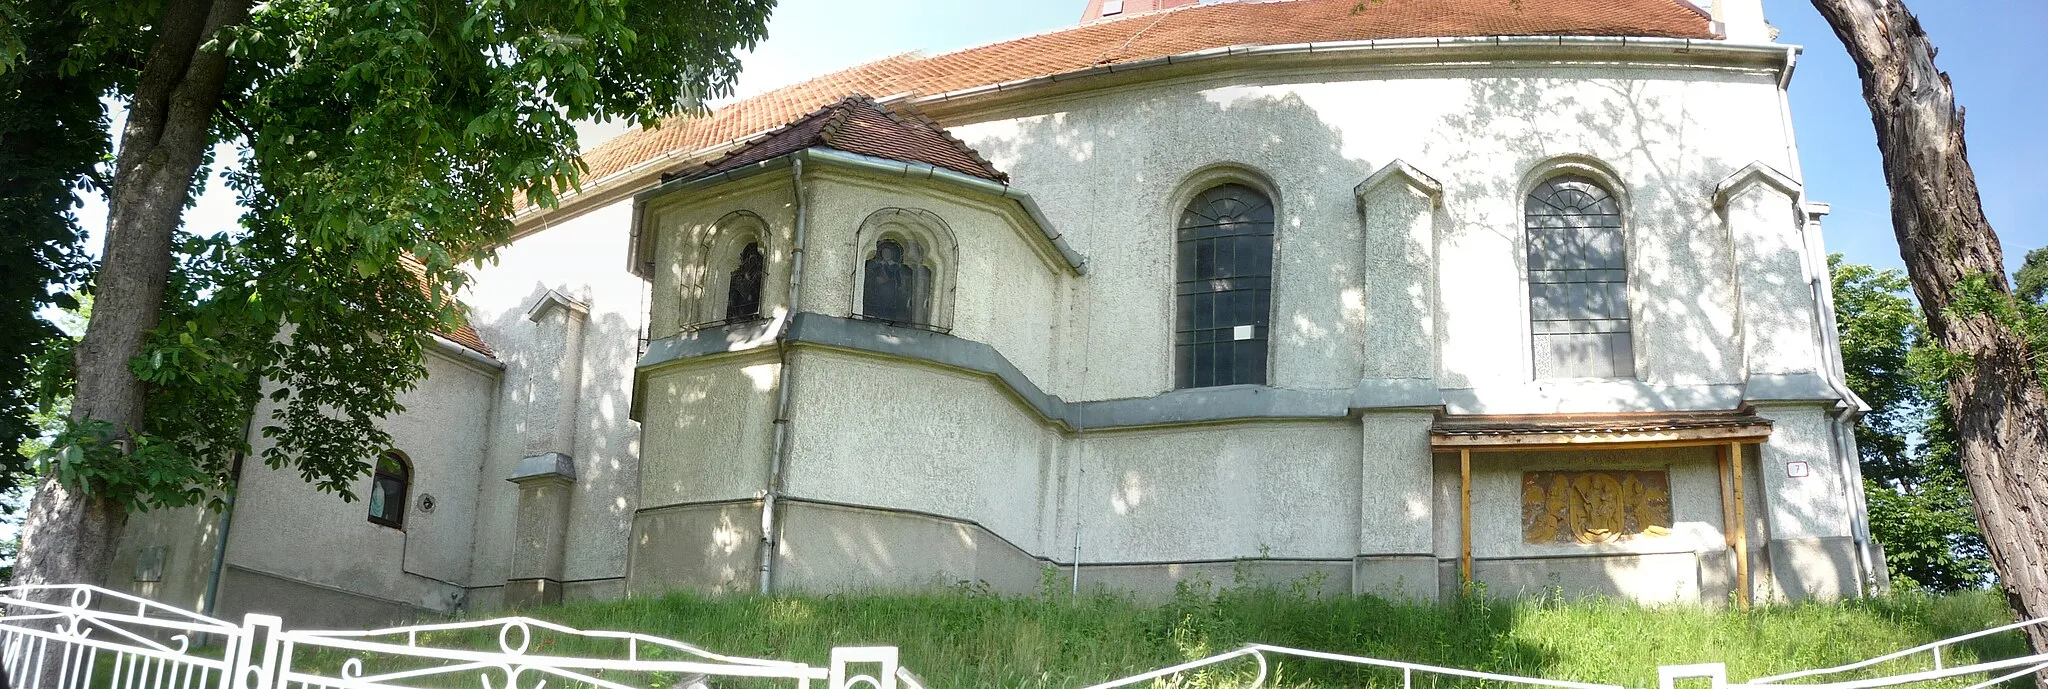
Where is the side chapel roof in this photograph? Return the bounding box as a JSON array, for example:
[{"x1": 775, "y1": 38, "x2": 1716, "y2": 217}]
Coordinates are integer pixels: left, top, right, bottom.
[
  {"x1": 575, "y1": 0, "x2": 1717, "y2": 190},
  {"x1": 665, "y1": 95, "x2": 1008, "y2": 185},
  {"x1": 398, "y1": 256, "x2": 497, "y2": 359}
]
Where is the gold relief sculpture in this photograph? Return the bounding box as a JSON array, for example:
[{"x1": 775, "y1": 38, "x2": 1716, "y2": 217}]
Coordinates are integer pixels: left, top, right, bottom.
[{"x1": 1522, "y1": 470, "x2": 1672, "y2": 544}]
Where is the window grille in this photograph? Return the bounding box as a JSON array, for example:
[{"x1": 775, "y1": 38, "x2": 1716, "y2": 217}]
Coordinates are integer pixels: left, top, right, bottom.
[
  {"x1": 368, "y1": 451, "x2": 411, "y2": 529},
  {"x1": 725, "y1": 242, "x2": 766, "y2": 321},
  {"x1": 861, "y1": 237, "x2": 933, "y2": 325},
  {"x1": 1526, "y1": 175, "x2": 1634, "y2": 379},
  {"x1": 1175, "y1": 183, "x2": 1274, "y2": 389}
]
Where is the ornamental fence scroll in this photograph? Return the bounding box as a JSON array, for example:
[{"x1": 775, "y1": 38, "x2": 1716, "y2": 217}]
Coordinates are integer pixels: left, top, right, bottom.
[
  {"x1": 7, "y1": 584, "x2": 2048, "y2": 689},
  {"x1": 0, "y1": 586, "x2": 918, "y2": 689}
]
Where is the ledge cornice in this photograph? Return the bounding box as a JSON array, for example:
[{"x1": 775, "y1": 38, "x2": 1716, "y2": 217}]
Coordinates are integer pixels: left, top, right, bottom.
[
  {"x1": 1354, "y1": 159, "x2": 1444, "y2": 210},
  {"x1": 1713, "y1": 161, "x2": 1802, "y2": 209}
]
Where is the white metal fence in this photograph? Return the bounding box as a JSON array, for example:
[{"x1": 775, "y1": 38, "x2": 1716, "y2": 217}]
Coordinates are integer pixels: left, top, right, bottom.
[
  {"x1": 4, "y1": 585, "x2": 2044, "y2": 689},
  {"x1": 0, "y1": 586, "x2": 917, "y2": 689}
]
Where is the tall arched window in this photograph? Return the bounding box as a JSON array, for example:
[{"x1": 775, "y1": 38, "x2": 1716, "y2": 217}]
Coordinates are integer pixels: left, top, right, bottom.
[
  {"x1": 367, "y1": 451, "x2": 411, "y2": 529},
  {"x1": 1527, "y1": 174, "x2": 1634, "y2": 379},
  {"x1": 1175, "y1": 183, "x2": 1274, "y2": 389},
  {"x1": 725, "y1": 242, "x2": 766, "y2": 321},
  {"x1": 861, "y1": 236, "x2": 933, "y2": 325}
]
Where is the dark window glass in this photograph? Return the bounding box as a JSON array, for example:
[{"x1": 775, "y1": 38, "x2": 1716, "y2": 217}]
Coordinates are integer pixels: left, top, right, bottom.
[
  {"x1": 725, "y1": 242, "x2": 766, "y2": 321},
  {"x1": 368, "y1": 451, "x2": 410, "y2": 529},
  {"x1": 1175, "y1": 183, "x2": 1274, "y2": 389},
  {"x1": 1527, "y1": 175, "x2": 1635, "y2": 379},
  {"x1": 862, "y1": 237, "x2": 932, "y2": 325}
]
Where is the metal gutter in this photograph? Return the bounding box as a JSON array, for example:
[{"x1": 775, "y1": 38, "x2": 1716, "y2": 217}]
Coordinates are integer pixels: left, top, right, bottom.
[
  {"x1": 801, "y1": 148, "x2": 1088, "y2": 275},
  {"x1": 910, "y1": 36, "x2": 1796, "y2": 106},
  {"x1": 542, "y1": 35, "x2": 1792, "y2": 234},
  {"x1": 429, "y1": 334, "x2": 506, "y2": 372},
  {"x1": 632, "y1": 148, "x2": 1090, "y2": 276}
]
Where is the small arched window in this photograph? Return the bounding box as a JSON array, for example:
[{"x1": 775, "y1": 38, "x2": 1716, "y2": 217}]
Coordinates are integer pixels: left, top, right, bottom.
[
  {"x1": 725, "y1": 242, "x2": 766, "y2": 321},
  {"x1": 1175, "y1": 183, "x2": 1275, "y2": 389},
  {"x1": 367, "y1": 451, "x2": 411, "y2": 529},
  {"x1": 861, "y1": 236, "x2": 933, "y2": 325},
  {"x1": 1527, "y1": 174, "x2": 1634, "y2": 379}
]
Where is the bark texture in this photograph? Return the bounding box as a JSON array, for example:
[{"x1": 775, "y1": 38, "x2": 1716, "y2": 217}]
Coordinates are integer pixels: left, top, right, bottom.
[
  {"x1": 1808, "y1": 0, "x2": 2048, "y2": 653},
  {"x1": 15, "y1": 0, "x2": 249, "y2": 589}
]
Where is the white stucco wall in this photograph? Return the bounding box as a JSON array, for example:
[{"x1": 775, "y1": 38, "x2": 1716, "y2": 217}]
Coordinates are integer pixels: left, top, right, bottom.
[
  {"x1": 1070, "y1": 421, "x2": 1363, "y2": 563},
  {"x1": 223, "y1": 348, "x2": 498, "y2": 613},
  {"x1": 462, "y1": 198, "x2": 647, "y2": 589},
  {"x1": 799, "y1": 171, "x2": 1070, "y2": 386},
  {"x1": 950, "y1": 64, "x2": 1799, "y2": 409},
  {"x1": 637, "y1": 353, "x2": 781, "y2": 508},
  {"x1": 112, "y1": 45, "x2": 1871, "y2": 612},
  {"x1": 1754, "y1": 403, "x2": 1856, "y2": 540},
  {"x1": 782, "y1": 349, "x2": 1062, "y2": 554},
  {"x1": 647, "y1": 176, "x2": 797, "y2": 339}
]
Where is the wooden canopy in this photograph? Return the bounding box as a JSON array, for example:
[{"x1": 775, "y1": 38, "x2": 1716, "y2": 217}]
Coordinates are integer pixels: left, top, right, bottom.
[
  {"x1": 1434, "y1": 406, "x2": 1771, "y2": 609},
  {"x1": 1430, "y1": 407, "x2": 1773, "y2": 452}
]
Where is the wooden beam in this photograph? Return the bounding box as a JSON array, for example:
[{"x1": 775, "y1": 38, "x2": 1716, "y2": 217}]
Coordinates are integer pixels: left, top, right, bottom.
[
  {"x1": 1717, "y1": 445, "x2": 1735, "y2": 548},
  {"x1": 1431, "y1": 426, "x2": 1773, "y2": 450},
  {"x1": 1730, "y1": 441, "x2": 1751, "y2": 610},
  {"x1": 1460, "y1": 448, "x2": 1473, "y2": 586}
]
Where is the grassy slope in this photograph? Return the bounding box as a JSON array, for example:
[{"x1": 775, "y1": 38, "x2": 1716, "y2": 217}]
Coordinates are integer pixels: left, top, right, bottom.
[{"x1": 505, "y1": 584, "x2": 2027, "y2": 689}]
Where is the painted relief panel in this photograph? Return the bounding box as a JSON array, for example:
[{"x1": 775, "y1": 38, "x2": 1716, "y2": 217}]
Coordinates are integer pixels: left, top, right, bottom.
[{"x1": 1522, "y1": 471, "x2": 1673, "y2": 544}]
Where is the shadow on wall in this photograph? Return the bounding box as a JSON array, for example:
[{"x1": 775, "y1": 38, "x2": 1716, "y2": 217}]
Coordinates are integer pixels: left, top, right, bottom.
[
  {"x1": 973, "y1": 86, "x2": 1387, "y2": 397},
  {"x1": 463, "y1": 281, "x2": 648, "y2": 588},
  {"x1": 1432, "y1": 72, "x2": 1820, "y2": 390},
  {"x1": 1428, "y1": 73, "x2": 1845, "y2": 601}
]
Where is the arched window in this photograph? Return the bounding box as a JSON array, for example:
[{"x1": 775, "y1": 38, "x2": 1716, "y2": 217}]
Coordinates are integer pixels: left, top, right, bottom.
[
  {"x1": 725, "y1": 242, "x2": 766, "y2": 321},
  {"x1": 367, "y1": 451, "x2": 411, "y2": 529},
  {"x1": 861, "y1": 236, "x2": 933, "y2": 325},
  {"x1": 1175, "y1": 183, "x2": 1274, "y2": 389},
  {"x1": 1526, "y1": 174, "x2": 1634, "y2": 379}
]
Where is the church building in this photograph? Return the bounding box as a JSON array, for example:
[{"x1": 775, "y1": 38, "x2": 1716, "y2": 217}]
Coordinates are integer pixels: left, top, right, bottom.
[{"x1": 113, "y1": 0, "x2": 1882, "y2": 626}]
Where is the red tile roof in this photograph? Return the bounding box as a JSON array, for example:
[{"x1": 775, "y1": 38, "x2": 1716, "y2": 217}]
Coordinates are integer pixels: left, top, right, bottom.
[
  {"x1": 434, "y1": 319, "x2": 496, "y2": 360},
  {"x1": 669, "y1": 95, "x2": 1007, "y2": 184},
  {"x1": 398, "y1": 256, "x2": 497, "y2": 360},
  {"x1": 574, "y1": 0, "x2": 1716, "y2": 189}
]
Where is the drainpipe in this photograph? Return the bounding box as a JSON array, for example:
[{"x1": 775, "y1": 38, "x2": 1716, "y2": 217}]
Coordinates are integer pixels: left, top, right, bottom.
[
  {"x1": 759, "y1": 158, "x2": 809, "y2": 594},
  {"x1": 201, "y1": 487, "x2": 235, "y2": 617},
  {"x1": 202, "y1": 414, "x2": 255, "y2": 619}
]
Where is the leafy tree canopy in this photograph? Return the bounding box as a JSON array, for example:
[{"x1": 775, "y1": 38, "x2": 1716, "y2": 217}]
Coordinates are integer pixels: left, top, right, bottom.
[
  {"x1": 0, "y1": 2, "x2": 106, "y2": 486},
  {"x1": 1832, "y1": 256, "x2": 1992, "y2": 591},
  {"x1": 2017, "y1": 247, "x2": 2048, "y2": 306},
  {"x1": 1, "y1": 0, "x2": 773, "y2": 510}
]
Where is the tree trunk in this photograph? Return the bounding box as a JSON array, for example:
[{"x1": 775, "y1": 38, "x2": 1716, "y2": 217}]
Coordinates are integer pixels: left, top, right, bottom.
[
  {"x1": 13, "y1": 0, "x2": 248, "y2": 589},
  {"x1": 1808, "y1": 0, "x2": 2048, "y2": 656}
]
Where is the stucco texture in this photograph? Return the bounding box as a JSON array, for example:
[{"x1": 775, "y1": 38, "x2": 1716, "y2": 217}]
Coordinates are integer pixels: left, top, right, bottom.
[
  {"x1": 462, "y1": 201, "x2": 649, "y2": 591},
  {"x1": 119, "y1": 44, "x2": 1879, "y2": 613},
  {"x1": 221, "y1": 348, "x2": 498, "y2": 615},
  {"x1": 952, "y1": 64, "x2": 1792, "y2": 407}
]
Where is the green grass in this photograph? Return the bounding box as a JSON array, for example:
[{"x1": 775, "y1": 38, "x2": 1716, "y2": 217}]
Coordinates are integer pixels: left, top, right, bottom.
[
  {"x1": 487, "y1": 582, "x2": 2028, "y2": 689},
  {"x1": 288, "y1": 580, "x2": 2031, "y2": 688}
]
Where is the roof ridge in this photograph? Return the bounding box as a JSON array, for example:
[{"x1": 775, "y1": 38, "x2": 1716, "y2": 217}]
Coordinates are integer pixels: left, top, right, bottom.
[
  {"x1": 814, "y1": 94, "x2": 866, "y2": 147},
  {"x1": 1668, "y1": 0, "x2": 1713, "y2": 20},
  {"x1": 919, "y1": 0, "x2": 1229, "y2": 63},
  {"x1": 884, "y1": 98, "x2": 1011, "y2": 184},
  {"x1": 711, "y1": 52, "x2": 921, "y2": 110},
  {"x1": 559, "y1": 0, "x2": 1720, "y2": 205}
]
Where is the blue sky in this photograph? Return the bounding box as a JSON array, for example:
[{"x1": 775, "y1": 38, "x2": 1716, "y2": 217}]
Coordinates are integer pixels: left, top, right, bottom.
[
  {"x1": 92, "y1": 0, "x2": 2048, "y2": 276},
  {"x1": 1763, "y1": 0, "x2": 2048, "y2": 274}
]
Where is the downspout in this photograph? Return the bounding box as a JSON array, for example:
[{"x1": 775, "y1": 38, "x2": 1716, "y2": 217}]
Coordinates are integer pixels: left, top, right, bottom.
[
  {"x1": 759, "y1": 157, "x2": 809, "y2": 594},
  {"x1": 1775, "y1": 46, "x2": 1803, "y2": 179},
  {"x1": 202, "y1": 413, "x2": 255, "y2": 619},
  {"x1": 1776, "y1": 41, "x2": 1878, "y2": 592}
]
